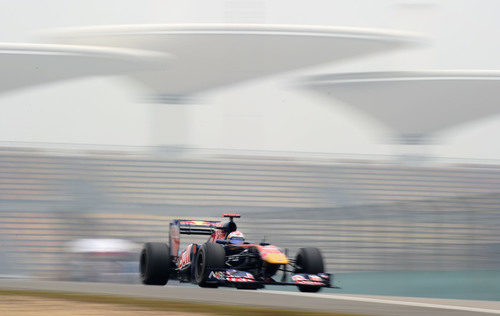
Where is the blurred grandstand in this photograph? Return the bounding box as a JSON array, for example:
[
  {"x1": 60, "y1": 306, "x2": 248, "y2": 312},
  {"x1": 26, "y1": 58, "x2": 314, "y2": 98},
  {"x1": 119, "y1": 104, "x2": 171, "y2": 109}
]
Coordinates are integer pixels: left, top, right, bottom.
[{"x1": 0, "y1": 144, "x2": 499, "y2": 279}]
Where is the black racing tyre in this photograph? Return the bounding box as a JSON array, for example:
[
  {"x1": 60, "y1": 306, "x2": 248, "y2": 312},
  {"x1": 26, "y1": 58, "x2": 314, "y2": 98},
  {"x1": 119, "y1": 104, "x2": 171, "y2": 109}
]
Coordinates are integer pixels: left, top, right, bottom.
[
  {"x1": 140, "y1": 242, "x2": 171, "y2": 285},
  {"x1": 294, "y1": 247, "x2": 324, "y2": 293},
  {"x1": 194, "y1": 242, "x2": 226, "y2": 288}
]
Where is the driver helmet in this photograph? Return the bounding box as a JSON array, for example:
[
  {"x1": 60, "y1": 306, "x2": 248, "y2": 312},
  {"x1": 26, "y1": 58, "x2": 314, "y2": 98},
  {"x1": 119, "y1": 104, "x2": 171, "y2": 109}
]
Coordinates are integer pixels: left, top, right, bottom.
[{"x1": 227, "y1": 231, "x2": 245, "y2": 245}]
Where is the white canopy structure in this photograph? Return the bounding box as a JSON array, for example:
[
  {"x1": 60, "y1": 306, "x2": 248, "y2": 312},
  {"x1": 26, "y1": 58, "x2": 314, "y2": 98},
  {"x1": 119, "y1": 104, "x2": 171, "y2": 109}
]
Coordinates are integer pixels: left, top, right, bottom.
[
  {"x1": 303, "y1": 70, "x2": 500, "y2": 143},
  {"x1": 44, "y1": 24, "x2": 421, "y2": 147},
  {"x1": 0, "y1": 43, "x2": 168, "y2": 94},
  {"x1": 50, "y1": 24, "x2": 421, "y2": 101}
]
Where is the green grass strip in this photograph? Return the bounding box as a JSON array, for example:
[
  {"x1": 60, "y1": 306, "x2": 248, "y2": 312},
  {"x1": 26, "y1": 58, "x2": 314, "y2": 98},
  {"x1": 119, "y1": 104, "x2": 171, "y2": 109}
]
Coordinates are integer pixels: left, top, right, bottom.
[{"x1": 0, "y1": 289, "x2": 365, "y2": 316}]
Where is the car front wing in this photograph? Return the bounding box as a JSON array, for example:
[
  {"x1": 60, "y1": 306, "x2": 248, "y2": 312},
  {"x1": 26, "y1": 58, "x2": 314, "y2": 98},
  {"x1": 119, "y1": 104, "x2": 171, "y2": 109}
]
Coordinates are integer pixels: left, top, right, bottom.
[{"x1": 205, "y1": 269, "x2": 339, "y2": 288}]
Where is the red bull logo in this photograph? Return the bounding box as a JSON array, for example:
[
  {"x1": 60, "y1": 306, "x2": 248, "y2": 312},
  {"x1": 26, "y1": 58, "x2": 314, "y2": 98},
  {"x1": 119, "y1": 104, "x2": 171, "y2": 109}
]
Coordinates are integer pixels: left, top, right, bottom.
[
  {"x1": 177, "y1": 244, "x2": 193, "y2": 268},
  {"x1": 292, "y1": 274, "x2": 323, "y2": 285},
  {"x1": 179, "y1": 220, "x2": 214, "y2": 226}
]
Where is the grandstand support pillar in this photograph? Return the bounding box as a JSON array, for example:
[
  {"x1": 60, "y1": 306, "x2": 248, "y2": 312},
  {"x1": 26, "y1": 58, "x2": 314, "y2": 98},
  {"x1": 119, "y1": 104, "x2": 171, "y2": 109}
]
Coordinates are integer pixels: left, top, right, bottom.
[
  {"x1": 392, "y1": 132, "x2": 436, "y2": 164},
  {"x1": 148, "y1": 94, "x2": 195, "y2": 155}
]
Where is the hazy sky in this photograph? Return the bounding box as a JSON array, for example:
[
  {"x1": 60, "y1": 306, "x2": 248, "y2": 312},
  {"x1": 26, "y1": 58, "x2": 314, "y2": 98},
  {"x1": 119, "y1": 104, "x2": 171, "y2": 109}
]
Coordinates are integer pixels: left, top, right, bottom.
[{"x1": 1, "y1": 0, "x2": 500, "y2": 160}]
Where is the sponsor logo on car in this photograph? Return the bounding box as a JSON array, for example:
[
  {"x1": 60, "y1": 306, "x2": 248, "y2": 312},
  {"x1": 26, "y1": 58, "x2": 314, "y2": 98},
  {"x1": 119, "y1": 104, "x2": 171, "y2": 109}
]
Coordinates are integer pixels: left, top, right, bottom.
[
  {"x1": 208, "y1": 271, "x2": 225, "y2": 280},
  {"x1": 179, "y1": 220, "x2": 215, "y2": 226},
  {"x1": 177, "y1": 244, "x2": 194, "y2": 269},
  {"x1": 292, "y1": 274, "x2": 324, "y2": 286},
  {"x1": 225, "y1": 270, "x2": 255, "y2": 282},
  {"x1": 227, "y1": 277, "x2": 255, "y2": 282},
  {"x1": 309, "y1": 275, "x2": 322, "y2": 282},
  {"x1": 318, "y1": 273, "x2": 330, "y2": 280}
]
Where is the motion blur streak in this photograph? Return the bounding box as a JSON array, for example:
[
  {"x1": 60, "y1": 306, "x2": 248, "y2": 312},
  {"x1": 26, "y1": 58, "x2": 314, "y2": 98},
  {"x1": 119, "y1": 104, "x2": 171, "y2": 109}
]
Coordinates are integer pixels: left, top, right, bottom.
[
  {"x1": 0, "y1": 146, "x2": 499, "y2": 295},
  {"x1": 1, "y1": 1, "x2": 500, "y2": 312}
]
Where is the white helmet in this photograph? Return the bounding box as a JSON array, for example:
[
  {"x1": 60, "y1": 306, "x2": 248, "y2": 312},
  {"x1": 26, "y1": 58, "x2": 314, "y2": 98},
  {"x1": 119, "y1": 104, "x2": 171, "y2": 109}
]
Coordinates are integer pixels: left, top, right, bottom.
[{"x1": 227, "y1": 231, "x2": 245, "y2": 245}]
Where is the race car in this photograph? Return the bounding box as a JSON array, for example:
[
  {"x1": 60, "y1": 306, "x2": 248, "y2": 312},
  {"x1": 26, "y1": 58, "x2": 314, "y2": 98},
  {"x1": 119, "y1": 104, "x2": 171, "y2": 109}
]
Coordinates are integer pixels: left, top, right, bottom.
[{"x1": 140, "y1": 213, "x2": 336, "y2": 292}]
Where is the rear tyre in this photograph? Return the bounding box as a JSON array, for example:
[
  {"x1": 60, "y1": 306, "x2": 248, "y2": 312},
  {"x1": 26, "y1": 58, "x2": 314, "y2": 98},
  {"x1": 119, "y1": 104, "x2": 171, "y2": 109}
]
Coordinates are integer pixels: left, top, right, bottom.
[
  {"x1": 194, "y1": 243, "x2": 225, "y2": 288},
  {"x1": 140, "y1": 242, "x2": 171, "y2": 285},
  {"x1": 294, "y1": 247, "x2": 324, "y2": 293}
]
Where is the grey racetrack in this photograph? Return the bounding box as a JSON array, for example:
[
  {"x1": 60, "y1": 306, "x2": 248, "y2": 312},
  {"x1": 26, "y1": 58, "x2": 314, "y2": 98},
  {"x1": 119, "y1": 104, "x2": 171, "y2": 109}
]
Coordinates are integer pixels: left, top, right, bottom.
[{"x1": 1, "y1": 280, "x2": 500, "y2": 316}]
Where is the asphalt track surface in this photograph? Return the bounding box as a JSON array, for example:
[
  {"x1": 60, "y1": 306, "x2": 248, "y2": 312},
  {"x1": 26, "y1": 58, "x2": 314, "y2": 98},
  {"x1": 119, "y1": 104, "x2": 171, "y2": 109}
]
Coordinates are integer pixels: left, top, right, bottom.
[{"x1": 0, "y1": 280, "x2": 499, "y2": 316}]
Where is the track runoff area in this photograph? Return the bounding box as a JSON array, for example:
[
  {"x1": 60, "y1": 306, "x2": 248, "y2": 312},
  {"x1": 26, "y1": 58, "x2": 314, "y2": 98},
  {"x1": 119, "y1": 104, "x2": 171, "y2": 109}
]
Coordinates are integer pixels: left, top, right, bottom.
[{"x1": 0, "y1": 280, "x2": 499, "y2": 316}]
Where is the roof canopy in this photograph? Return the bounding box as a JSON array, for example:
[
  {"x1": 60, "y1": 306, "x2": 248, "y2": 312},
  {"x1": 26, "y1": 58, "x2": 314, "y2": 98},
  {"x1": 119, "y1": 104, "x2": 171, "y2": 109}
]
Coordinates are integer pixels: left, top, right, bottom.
[
  {"x1": 303, "y1": 70, "x2": 500, "y2": 136},
  {"x1": 0, "y1": 43, "x2": 167, "y2": 94},
  {"x1": 49, "y1": 24, "x2": 420, "y2": 99}
]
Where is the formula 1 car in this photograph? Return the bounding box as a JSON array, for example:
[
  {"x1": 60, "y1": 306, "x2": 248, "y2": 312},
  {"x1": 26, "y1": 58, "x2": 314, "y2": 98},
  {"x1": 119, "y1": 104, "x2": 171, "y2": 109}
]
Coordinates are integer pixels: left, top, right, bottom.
[{"x1": 140, "y1": 214, "x2": 336, "y2": 292}]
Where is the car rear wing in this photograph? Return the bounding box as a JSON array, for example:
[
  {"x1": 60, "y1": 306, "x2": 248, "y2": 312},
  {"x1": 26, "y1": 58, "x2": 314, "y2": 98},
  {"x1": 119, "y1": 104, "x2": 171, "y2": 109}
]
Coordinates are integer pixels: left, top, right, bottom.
[
  {"x1": 169, "y1": 219, "x2": 222, "y2": 257},
  {"x1": 175, "y1": 219, "x2": 221, "y2": 235}
]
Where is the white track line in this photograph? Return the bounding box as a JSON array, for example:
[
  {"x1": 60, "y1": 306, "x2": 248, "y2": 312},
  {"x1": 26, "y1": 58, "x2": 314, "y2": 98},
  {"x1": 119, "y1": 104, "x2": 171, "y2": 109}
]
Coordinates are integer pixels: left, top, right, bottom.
[{"x1": 261, "y1": 290, "x2": 500, "y2": 315}]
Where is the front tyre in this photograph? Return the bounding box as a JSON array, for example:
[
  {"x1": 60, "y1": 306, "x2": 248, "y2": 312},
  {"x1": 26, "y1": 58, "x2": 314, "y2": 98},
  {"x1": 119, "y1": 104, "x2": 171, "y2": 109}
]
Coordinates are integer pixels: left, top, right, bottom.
[
  {"x1": 194, "y1": 243, "x2": 225, "y2": 288},
  {"x1": 140, "y1": 242, "x2": 171, "y2": 285},
  {"x1": 294, "y1": 247, "x2": 324, "y2": 293}
]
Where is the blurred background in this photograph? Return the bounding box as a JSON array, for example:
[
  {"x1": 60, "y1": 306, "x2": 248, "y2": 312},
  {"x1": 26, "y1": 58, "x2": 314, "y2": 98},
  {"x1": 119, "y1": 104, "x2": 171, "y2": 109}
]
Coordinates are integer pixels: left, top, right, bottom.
[{"x1": 0, "y1": 0, "x2": 500, "y2": 301}]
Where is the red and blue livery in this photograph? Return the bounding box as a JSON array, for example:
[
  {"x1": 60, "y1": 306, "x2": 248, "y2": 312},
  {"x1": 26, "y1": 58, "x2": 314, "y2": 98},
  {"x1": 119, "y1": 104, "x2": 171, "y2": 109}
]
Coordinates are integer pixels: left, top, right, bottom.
[{"x1": 140, "y1": 213, "x2": 337, "y2": 292}]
